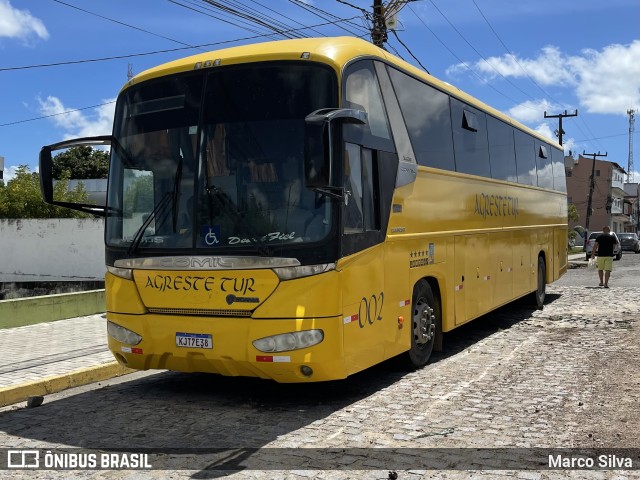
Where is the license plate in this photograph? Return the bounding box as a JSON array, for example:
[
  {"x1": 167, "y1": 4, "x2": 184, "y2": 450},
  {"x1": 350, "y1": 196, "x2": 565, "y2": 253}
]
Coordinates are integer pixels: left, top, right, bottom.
[{"x1": 176, "y1": 332, "x2": 213, "y2": 349}]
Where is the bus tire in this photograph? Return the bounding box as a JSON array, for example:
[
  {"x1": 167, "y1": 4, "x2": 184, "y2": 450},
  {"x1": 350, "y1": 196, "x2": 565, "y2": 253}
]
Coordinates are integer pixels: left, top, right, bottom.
[
  {"x1": 530, "y1": 255, "x2": 546, "y2": 309},
  {"x1": 407, "y1": 280, "x2": 441, "y2": 368}
]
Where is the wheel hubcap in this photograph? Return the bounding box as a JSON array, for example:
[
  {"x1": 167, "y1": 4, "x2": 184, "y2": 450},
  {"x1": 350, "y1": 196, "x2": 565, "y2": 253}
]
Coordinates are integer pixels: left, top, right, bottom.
[{"x1": 413, "y1": 299, "x2": 435, "y2": 346}]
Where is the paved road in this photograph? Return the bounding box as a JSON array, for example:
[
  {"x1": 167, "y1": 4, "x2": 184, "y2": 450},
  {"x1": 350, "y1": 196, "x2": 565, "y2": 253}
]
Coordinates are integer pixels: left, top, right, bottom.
[
  {"x1": 1, "y1": 256, "x2": 639, "y2": 479},
  {"x1": 557, "y1": 249, "x2": 640, "y2": 288}
]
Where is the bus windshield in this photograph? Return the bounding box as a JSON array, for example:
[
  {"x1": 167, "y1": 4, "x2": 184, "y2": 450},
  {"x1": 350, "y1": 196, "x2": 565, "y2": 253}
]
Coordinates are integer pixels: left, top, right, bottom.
[{"x1": 106, "y1": 62, "x2": 337, "y2": 254}]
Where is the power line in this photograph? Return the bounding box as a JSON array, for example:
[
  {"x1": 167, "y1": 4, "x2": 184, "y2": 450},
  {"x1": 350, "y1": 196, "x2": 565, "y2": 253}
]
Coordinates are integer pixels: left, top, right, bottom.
[
  {"x1": 0, "y1": 14, "x2": 365, "y2": 127},
  {"x1": 428, "y1": 0, "x2": 537, "y2": 102},
  {"x1": 198, "y1": 0, "x2": 301, "y2": 39},
  {"x1": 290, "y1": 0, "x2": 367, "y2": 38},
  {"x1": 0, "y1": 16, "x2": 361, "y2": 73},
  {"x1": 233, "y1": 0, "x2": 326, "y2": 37},
  {"x1": 391, "y1": 30, "x2": 429, "y2": 73},
  {"x1": 470, "y1": 0, "x2": 552, "y2": 101},
  {"x1": 407, "y1": 5, "x2": 523, "y2": 106},
  {"x1": 168, "y1": 0, "x2": 284, "y2": 39},
  {"x1": 52, "y1": 0, "x2": 198, "y2": 48},
  {"x1": 0, "y1": 101, "x2": 116, "y2": 127},
  {"x1": 469, "y1": 0, "x2": 607, "y2": 154}
]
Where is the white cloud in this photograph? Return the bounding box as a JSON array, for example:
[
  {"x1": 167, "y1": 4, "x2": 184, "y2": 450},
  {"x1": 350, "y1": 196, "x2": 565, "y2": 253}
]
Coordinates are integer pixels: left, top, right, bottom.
[
  {"x1": 449, "y1": 40, "x2": 640, "y2": 116},
  {"x1": 533, "y1": 122, "x2": 555, "y2": 142},
  {"x1": 1, "y1": 164, "x2": 20, "y2": 182},
  {"x1": 568, "y1": 41, "x2": 640, "y2": 115},
  {"x1": 508, "y1": 99, "x2": 562, "y2": 124},
  {"x1": 477, "y1": 46, "x2": 576, "y2": 86},
  {"x1": 38, "y1": 96, "x2": 116, "y2": 138},
  {"x1": 0, "y1": 0, "x2": 49, "y2": 41}
]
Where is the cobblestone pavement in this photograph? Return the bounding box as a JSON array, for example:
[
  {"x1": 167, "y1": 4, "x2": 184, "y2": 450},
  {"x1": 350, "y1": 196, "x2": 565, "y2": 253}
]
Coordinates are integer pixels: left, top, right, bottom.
[{"x1": 1, "y1": 271, "x2": 639, "y2": 479}]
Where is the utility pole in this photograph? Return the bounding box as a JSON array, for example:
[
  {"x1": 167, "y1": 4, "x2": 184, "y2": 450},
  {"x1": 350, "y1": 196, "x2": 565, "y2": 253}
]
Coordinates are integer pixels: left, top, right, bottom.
[
  {"x1": 371, "y1": 0, "x2": 387, "y2": 48},
  {"x1": 584, "y1": 151, "x2": 608, "y2": 233},
  {"x1": 627, "y1": 109, "x2": 635, "y2": 183},
  {"x1": 544, "y1": 110, "x2": 578, "y2": 146},
  {"x1": 127, "y1": 63, "x2": 134, "y2": 81}
]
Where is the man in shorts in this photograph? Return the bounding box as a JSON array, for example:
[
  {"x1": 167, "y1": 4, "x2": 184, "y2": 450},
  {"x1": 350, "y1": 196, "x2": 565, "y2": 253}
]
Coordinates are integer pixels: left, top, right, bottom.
[{"x1": 590, "y1": 225, "x2": 619, "y2": 288}]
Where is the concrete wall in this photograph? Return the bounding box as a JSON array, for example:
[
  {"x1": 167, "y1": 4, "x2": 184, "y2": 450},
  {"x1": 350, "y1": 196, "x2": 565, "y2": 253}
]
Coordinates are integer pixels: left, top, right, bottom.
[
  {"x1": 0, "y1": 290, "x2": 106, "y2": 328},
  {"x1": 0, "y1": 218, "x2": 105, "y2": 282}
]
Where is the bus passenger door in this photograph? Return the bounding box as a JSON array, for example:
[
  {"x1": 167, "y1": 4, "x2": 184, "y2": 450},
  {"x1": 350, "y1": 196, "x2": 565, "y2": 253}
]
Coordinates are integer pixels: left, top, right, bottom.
[
  {"x1": 339, "y1": 59, "x2": 398, "y2": 374},
  {"x1": 340, "y1": 144, "x2": 388, "y2": 374}
]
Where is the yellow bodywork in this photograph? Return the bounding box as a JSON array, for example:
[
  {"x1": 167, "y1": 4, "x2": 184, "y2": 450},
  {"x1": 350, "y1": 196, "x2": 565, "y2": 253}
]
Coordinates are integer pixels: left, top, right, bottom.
[{"x1": 106, "y1": 37, "x2": 567, "y2": 382}]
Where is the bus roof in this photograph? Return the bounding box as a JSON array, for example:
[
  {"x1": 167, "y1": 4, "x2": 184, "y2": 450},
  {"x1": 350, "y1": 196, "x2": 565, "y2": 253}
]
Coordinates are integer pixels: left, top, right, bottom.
[{"x1": 125, "y1": 36, "x2": 560, "y2": 150}]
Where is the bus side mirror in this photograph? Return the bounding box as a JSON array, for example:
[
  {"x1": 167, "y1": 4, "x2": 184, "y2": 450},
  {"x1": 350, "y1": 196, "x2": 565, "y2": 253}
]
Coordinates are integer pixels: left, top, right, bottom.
[
  {"x1": 39, "y1": 135, "x2": 113, "y2": 217},
  {"x1": 304, "y1": 108, "x2": 367, "y2": 188},
  {"x1": 39, "y1": 144, "x2": 55, "y2": 205}
]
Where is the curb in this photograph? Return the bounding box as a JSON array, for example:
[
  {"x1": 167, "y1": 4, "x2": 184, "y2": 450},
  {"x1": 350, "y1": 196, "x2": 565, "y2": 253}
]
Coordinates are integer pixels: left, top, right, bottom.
[{"x1": 0, "y1": 362, "x2": 134, "y2": 408}]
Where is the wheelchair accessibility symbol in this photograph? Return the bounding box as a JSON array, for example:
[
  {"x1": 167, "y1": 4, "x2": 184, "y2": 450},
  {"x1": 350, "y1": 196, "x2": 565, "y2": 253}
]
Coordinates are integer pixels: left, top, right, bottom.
[{"x1": 200, "y1": 225, "x2": 221, "y2": 246}]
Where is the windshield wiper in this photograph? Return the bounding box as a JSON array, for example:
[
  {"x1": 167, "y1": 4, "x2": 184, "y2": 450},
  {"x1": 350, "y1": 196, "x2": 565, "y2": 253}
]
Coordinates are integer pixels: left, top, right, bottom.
[
  {"x1": 127, "y1": 158, "x2": 183, "y2": 255},
  {"x1": 205, "y1": 184, "x2": 271, "y2": 256},
  {"x1": 127, "y1": 192, "x2": 172, "y2": 255},
  {"x1": 308, "y1": 186, "x2": 345, "y2": 200}
]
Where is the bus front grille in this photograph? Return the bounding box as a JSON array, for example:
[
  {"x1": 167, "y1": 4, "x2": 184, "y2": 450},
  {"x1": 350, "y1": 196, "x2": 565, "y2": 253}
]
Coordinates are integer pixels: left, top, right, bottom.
[{"x1": 147, "y1": 307, "x2": 253, "y2": 317}]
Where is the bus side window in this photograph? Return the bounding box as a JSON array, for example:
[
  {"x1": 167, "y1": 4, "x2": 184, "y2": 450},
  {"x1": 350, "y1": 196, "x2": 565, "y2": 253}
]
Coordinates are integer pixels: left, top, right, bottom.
[
  {"x1": 514, "y1": 129, "x2": 537, "y2": 186},
  {"x1": 487, "y1": 115, "x2": 517, "y2": 183},
  {"x1": 551, "y1": 148, "x2": 567, "y2": 192},
  {"x1": 386, "y1": 66, "x2": 455, "y2": 171},
  {"x1": 451, "y1": 98, "x2": 490, "y2": 177},
  {"x1": 535, "y1": 141, "x2": 554, "y2": 189},
  {"x1": 344, "y1": 143, "x2": 376, "y2": 234},
  {"x1": 345, "y1": 65, "x2": 391, "y2": 140},
  {"x1": 344, "y1": 143, "x2": 364, "y2": 233}
]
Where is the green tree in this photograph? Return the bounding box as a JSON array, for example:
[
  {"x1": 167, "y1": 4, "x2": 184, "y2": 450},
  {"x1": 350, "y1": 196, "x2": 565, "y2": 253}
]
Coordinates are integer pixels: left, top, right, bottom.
[
  {"x1": 567, "y1": 204, "x2": 580, "y2": 246},
  {"x1": 568, "y1": 203, "x2": 579, "y2": 223},
  {"x1": 0, "y1": 165, "x2": 90, "y2": 218},
  {"x1": 52, "y1": 146, "x2": 109, "y2": 179}
]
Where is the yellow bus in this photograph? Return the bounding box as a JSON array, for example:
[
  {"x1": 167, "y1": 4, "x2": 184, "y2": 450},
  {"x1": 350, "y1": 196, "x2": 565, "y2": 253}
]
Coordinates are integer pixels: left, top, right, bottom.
[{"x1": 40, "y1": 37, "x2": 567, "y2": 382}]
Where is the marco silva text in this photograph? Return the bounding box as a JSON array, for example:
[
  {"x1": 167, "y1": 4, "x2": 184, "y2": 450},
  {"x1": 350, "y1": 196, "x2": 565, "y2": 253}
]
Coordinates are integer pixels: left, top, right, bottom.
[{"x1": 549, "y1": 454, "x2": 634, "y2": 469}]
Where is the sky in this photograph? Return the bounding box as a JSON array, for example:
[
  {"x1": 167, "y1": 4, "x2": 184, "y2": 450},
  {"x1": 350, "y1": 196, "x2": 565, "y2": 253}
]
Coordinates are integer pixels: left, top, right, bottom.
[{"x1": 1, "y1": 0, "x2": 639, "y2": 183}]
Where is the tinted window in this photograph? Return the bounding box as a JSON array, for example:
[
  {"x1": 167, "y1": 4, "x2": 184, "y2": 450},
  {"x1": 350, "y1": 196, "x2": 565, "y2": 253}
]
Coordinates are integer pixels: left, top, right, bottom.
[
  {"x1": 535, "y1": 140, "x2": 553, "y2": 189},
  {"x1": 551, "y1": 147, "x2": 566, "y2": 192},
  {"x1": 343, "y1": 61, "x2": 393, "y2": 151},
  {"x1": 450, "y1": 98, "x2": 490, "y2": 177},
  {"x1": 387, "y1": 67, "x2": 455, "y2": 170},
  {"x1": 344, "y1": 143, "x2": 377, "y2": 234},
  {"x1": 486, "y1": 116, "x2": 517, "y2": 182},
  {"x1": 514, "y1": 129, "x2": 537, "y2": 186}
]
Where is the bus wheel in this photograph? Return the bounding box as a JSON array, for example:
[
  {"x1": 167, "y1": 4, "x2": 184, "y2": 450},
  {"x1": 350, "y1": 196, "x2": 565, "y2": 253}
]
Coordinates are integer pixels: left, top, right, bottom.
[
  {"x1": 530, "y1": 255, "x2": 546, "y2": 309},
  {"x1": 407, "y1": 280, "x2": 440, "y2": 368}
]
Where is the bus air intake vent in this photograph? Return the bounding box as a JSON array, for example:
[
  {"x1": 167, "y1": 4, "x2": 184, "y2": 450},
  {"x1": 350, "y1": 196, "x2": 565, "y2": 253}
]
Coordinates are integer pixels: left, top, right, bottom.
[{"x1": 147, "y1": 307, "x2": 252, "y2": 317}]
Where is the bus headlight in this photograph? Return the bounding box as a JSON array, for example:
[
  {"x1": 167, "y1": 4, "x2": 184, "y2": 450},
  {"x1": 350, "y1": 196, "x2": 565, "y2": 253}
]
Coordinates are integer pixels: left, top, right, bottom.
[
  {"x1": 253, "y1": 329, "x2": 324, "y2": 352},
  {"x1": 107, "y1": 265, "x2": 133, "y2": 280},
  {"x1": 107, "y1": 321, "x2": 142, "y2": 345},
  {"x1": 273, "y1": 263, "x2": 335, "y2": 280}
]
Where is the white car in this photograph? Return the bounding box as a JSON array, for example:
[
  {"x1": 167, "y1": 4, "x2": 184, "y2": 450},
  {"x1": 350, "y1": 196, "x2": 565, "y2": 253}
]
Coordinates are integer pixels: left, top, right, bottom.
[{"x1": 584, "y1": 231, "x2": 622, "y2": 261}]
